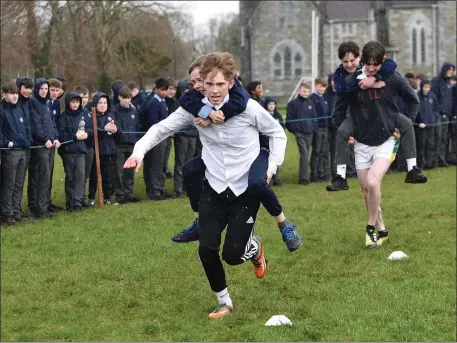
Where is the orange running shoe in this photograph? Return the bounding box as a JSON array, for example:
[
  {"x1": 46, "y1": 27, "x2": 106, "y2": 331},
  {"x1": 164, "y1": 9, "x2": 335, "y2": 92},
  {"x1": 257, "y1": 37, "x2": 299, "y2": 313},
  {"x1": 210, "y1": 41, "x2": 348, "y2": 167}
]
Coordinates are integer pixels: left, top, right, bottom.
[
  {"x1": 208, "y1": 304, "x2": 234, "y2": 319},
  {"x1": 251, "y1": 235, "x2": 267, "y2": 279}
]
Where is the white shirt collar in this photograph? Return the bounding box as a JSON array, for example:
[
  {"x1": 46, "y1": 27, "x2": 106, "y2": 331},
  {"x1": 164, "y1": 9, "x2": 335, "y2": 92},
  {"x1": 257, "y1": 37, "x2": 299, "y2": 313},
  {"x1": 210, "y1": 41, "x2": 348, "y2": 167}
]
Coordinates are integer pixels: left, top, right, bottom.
[
  {"x1": 201, "y1": 94, "x2": 229, "y2": 110},
  {"x1": 154, "y1": 93, "x2": 164, "y2": 102}
]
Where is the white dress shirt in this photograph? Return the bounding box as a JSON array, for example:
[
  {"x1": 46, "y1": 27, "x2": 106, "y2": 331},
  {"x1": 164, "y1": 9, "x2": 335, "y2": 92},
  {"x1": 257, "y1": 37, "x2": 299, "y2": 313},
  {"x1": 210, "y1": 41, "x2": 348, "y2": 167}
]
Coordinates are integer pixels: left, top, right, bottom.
[{"x1": 131, "y1": 97, "x2": 287, "y2": 196}]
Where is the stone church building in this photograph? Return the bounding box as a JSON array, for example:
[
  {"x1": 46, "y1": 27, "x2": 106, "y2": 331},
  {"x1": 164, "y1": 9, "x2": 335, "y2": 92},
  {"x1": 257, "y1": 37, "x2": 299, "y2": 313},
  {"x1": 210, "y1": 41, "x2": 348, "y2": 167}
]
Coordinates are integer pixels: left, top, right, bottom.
[{"x1": 239, "y1": 1, "x2": 456, "y2": 102}]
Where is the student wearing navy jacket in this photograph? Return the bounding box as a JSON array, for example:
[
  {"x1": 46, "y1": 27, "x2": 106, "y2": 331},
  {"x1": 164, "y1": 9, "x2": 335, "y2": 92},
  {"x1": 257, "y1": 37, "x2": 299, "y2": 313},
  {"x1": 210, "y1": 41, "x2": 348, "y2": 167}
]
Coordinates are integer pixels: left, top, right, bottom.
[
  {"x1": 58, "y1": 92, "x2": 93, "y2": 212},
  {"x1": 286, "y1": 82, "x2": 317, "y2": 185},
  {"x1": 27, "y1": 78, "x2": 60, "y2": 218},
  {"x1": 263, "y1": 96, "x2": 284, "y2": 186},
  {"x1": 113, "y1": 86, "x2": 140, "y2": 204},
  {"x1": 310, "y1": 78, "x2": 331, "y2": 182},
  {"x1": 1, "y1": 82, "x2": 32, "y2": 224},
  {"x1": 88, "y1": 92, "x2": 120, "y2": 205},
  {"x1": 74, "y1": 85, "x2": 94, "y2": 207},
  {"x1": 415, "y1": 80, "x2": 439, "y2": 169},
  {"x1": 141, "y1": 78, "x2": 169, "y2": 201},
  {"x1": 46, "y1": 78, "x2": 65, "y2": 213}
]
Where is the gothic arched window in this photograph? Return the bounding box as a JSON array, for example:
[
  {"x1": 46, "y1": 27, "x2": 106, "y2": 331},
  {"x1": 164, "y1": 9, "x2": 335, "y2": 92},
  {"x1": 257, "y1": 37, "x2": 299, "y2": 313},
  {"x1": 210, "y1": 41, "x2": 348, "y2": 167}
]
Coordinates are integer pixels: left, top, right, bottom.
[
  {"x1": 269, "y1": 39, "x2": 306, "y2": 79},
  {"x1": 407, "y1": 13, "x2": 431, "y2": 66}
]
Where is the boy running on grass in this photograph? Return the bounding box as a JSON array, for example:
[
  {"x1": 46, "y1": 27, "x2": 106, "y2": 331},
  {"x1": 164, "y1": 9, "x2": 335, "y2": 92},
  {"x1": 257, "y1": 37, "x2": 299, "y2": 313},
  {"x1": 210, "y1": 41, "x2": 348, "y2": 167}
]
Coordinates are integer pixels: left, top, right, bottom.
[
  {"x1": 332, "y1": 41, "x2": 420, "y2": 248},
  {"x1": 124, "y1": 52, "x2": 287, "y2": 319}
]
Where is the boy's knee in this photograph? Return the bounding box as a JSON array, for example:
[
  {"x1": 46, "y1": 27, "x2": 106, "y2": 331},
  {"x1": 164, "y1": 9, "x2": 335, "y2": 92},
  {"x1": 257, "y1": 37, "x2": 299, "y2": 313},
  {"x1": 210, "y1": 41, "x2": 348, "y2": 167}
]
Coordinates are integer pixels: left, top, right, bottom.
[
  {"x1": 222, "y1": 250, "x2": 242, "y2": 266},
  {"x1": 366, "y1": 176, "x2": 380, "y2": 191}
]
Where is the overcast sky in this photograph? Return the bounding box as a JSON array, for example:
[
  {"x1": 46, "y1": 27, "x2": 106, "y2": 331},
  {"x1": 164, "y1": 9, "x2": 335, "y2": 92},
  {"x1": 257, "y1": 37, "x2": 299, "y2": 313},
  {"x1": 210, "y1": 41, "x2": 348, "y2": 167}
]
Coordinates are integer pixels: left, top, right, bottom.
[{"x1": 185, "y1": 1, "x2": 239, "y2": 26}]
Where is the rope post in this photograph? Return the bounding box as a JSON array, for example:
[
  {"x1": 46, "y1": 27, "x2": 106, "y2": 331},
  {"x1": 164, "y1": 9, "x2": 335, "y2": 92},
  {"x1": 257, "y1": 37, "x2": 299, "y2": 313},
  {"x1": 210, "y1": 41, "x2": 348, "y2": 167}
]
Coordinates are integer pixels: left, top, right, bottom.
[{"x1": 91, "y1": 107, "x2": 104, "y2": 208}]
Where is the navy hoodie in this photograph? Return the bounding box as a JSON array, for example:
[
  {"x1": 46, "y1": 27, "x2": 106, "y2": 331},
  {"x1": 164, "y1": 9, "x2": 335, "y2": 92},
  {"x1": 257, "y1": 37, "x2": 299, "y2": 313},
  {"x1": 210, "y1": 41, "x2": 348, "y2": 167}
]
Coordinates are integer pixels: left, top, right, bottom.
[
  {"x1": 142, "y1": 93, "x2": 167, "y2": 131},
  {"x1": 58, "y1": 92, "x2": 94, "y2": 154},
  {"x1": 113, "y1": 103, "x2": 140, "y2": 147},
  {"x1": 431, "y1": 62, "x2": 455, "y2": 116},
  {"x1": 1, "y1": 99, "x2": 32, "y2": 149},
  {"x1": 334, "y1": 59, "x2": 397, "y2": 96},
  {"x1": 286, "y1": 95, "x2": 317, "y2": 134},
  {"x1": 92, "y1": 93, "x2": 118, "y2": 156},
  {"x1": 311, "y1": 92, "x2": 330, "y2": 128},
  {"x1": 178, "y1": 78, "x2": 250, "y2": 122},
  {"x1": 260, "y1": 97, "x2": 284, "y2": 149},
  {"x1": 417, "y1": 81, "x2": 439, "y2": 125},
  {"x1": 131, "y1": 90, "x2": 148, "y2": 113},
  {"x1": 29, "y1": 78, "x2": 58, "y2": 145}
]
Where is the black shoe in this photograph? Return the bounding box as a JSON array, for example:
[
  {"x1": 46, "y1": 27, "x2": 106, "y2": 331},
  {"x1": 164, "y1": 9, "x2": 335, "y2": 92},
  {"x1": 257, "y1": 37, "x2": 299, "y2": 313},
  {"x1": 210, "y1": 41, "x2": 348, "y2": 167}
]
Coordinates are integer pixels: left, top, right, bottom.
[
  {"x1": 174, "y1": 192, "x2": 185, "y2": 199},
  {"x1": 310, "y1": 175, "x2": 318, "y2": 182},
  {"x1": 326, "y1": 175, "x2": 349, "y2": 191},
  {"x1": 19, "y1": 215, "x2": 34, "y2": 222},
  {"x1": 2, "y1": 216, "x2": 16, "y2": 225},
  {"x1": 71, "y1": 207, "x2": 82, "y2": 213},
  {"x1": 273, "y1": 181, "x2": 282, "y2": 186},
  {"x1": 166, "y1": 171, "x2": 173, "y2": 179},
  {"x1": 117, "y1": 197, "x2": 128, "y2": 204},
  {"x1": 405, "y1": 167, "x2": 427, "y2": 184},
  {"x1": 438, "y1": 162, "x2": 449, "y2": 168},
  {"x1": 148, "y1": 194, "x2": 166, "y2": 201},
  {"x1": 38, "y1": 211, "x2": 54, "y2": 218},
  {"x1": 82, "y1": 199, "x2": 90, "y2": 208},
  {"x1": 104, "y1": 198, "x2": 119, "y2": 206},
  {"x1": 298, "y1": 180, "x2": 310, "y2": 185},
  {"x1": 171, "y1": 219, "x2": 199, "y2": 243},
  {"x1": 127, "y1": 196, "x2": 140, "y2": 203},
  {"x1": 49, "y1": 204, "x2": 64, "y2": 212},
  {"x1": 12, "y1": 214, "x2": 23, "y2": 223}
]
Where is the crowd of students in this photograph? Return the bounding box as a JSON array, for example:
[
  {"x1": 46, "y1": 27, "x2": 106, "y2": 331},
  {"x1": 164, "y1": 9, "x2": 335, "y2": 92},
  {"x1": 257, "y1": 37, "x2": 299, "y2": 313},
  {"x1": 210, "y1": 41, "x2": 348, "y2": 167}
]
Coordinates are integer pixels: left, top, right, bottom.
[{"x1": 1, "y1": 55, "x2": 455, "y2": 226}]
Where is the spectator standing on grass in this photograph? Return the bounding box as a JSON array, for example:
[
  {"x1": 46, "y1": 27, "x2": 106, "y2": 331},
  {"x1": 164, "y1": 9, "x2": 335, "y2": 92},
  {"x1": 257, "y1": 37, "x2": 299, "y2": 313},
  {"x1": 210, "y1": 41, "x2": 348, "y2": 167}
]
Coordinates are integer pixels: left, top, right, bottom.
[
  {"x1": 0, "y1": 82, "x2": 32, "y2": 224},
  {"x1": 285, "y1": 82, "x2": 317, "y2": 185}
]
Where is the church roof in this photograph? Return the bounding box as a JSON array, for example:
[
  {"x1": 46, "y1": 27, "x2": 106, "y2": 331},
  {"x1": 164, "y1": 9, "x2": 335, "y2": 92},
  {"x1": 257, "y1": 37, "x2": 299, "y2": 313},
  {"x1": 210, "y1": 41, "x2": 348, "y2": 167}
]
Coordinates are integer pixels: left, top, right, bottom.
[{"x1": 324, "y1": 0, "x2": 437, "y2": 21}]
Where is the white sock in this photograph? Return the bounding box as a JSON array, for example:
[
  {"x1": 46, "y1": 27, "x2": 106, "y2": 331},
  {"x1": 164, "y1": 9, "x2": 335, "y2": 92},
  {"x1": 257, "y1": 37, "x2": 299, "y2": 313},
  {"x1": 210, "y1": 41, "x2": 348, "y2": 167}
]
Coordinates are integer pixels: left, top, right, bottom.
[
  {"x1": 215, "y1": 288, "x2": 233, "y2": 307},
  {"x1": 377, "y1": 226, "x2": 386, "y2": 232},
  {"x1": 406, "y1": 158, "x2": 416, "y2": 172},
  {"x1": 337, "y1": 165, "x2": 347, "y2": 179}
]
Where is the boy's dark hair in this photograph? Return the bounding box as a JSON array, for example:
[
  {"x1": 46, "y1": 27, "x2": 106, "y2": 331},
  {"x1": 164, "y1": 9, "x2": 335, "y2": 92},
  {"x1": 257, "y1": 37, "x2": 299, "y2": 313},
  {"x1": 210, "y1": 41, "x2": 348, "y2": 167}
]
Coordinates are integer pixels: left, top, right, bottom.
[
  {"x1": 74, "y1": 85, "x2": 89, "y2": 95},
  {"x1": 408, "y1": 79, "x2": 418, "y2": 90},
  {"x1": 338, "y1": 41, "x2": 360, "y2": 60},
  {"x1": 421, "y1": 80, "x2": 431, "y2": 87},
  {"x1": 361, "y1": 41, "x2": 385, "y2": 65},
  {"x1": 56, "y1": 77, "x2": 67, "y2": 91},
  {"x1": 48, "y1": 78, "x2": 63, "y2": 89},
  {"x1": 155, "y1": 78, "x2": 169, "y2": 90},
  {"x1": 2, "y1": 82, "x2": 18, "y2": 94},
  {"x1": 415, "y1": 72, "x2": 426, "y2": 80},
  {"x1": 404, "y1": 72, "x2": 415, "y2": 79},
  {"x1": 127, "y1": 81, "x2": 139, "y2": 90},
  {"x1": 245, "y1": 81, "x2": 262, "y2": 95},
  {"x1": 167, "y1": 78, "x2": 177, "y2": 88},
  {"x1": 112, "y1": 79, "x2": 124, "y2": 88},
  {"x1": 314, "y1": 78, "x2": 327, "y2": 87},
  {"x1": 18, "y1": 78, "x2": 34, "y2": 89},
  {"x1": 118, "y1": 86, "x2": 132, "y2": 98},
  {"x1": 299, "y1": 82, "x2": 310, "y2": 89}
]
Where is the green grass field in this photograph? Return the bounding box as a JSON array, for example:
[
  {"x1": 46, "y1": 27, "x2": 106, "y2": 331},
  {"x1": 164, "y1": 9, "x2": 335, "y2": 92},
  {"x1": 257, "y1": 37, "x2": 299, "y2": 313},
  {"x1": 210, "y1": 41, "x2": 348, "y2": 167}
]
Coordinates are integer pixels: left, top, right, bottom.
[{"x1": 1, "y1": 128, "x2": 456, "y2": 341}]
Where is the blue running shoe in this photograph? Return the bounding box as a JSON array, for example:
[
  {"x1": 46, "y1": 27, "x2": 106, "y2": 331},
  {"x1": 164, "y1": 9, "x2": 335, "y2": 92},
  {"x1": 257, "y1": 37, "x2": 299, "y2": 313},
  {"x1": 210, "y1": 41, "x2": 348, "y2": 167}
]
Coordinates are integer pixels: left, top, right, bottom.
[
  {"x1": 171, "y1": 219, "x2": 199, "y2": 243},
  {"x1": 280, "y1": 222, "x2": 302, "y2": 252}
]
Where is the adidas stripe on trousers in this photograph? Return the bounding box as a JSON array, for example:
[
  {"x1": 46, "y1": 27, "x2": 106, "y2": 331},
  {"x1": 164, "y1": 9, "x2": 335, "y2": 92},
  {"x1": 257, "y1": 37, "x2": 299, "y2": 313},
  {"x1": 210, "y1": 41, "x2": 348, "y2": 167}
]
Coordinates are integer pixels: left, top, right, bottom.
[{"x1": 198, "y1": 180, "x2": 261, "y2": 292}]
